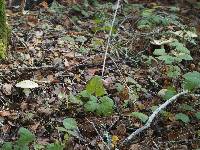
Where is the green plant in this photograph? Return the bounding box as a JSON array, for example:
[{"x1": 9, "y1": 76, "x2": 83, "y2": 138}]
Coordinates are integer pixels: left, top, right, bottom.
[
  {"x1": 175, "y1": 113, "x2": 190, "y2": 123},
  {"x1": 131, "y1": 112, "x2": 149, "y2": 123},
  {"x1": 2, "y1": 127, "x2": 35, "y2": 150},
  {"x1": 137, "y1": 8, "x2": 180, "y2": 30},
  {"x1": 1, "y1": 127, "x2": 64, "y2": 150},
  {"x1": 74, "y1": 76, "x2": 114, "y2": 116},
  {"x1": 56, "y1": 118, "x2": 78, "y2": 137}
]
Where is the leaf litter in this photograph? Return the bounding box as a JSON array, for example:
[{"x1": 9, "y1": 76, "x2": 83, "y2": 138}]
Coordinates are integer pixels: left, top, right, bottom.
[{"x1": 0, "y1": 0, "x2": 200, "y2": 149}]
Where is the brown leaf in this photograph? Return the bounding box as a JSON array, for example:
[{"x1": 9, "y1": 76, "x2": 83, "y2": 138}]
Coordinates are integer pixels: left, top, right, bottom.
[
  {"x1": 64, "y1": 51, "x2": 75, "y2": 58},
  {"x1": 0, "y1": 111, "x2": 11, "y2": 117},
  {"x1": 118, "y1": 85, "x2": 129, "y2": 101},
  {"x1": 116, "y1": 123, "x2": 126, "y2": 136},
  {"x1": 20, "y1": 102, "x2": 28, "y2": 111},
  {"x1": 2, "y1": 83, "x2": 13, "y2": 95},
  {"x1": 86, "y1": 68, "x2": 101, "y2": 76},
  {"x1": 130, "y1": 143, "x2": 140, "y2": 150},
  {"x1": 30, "y1": 122, "x2": 40, "y2": 132},
  {"x1": 39, "y1": 1, "x2": 49, "y2": 9},
  {"x1": 27, "y1": 15, "x2": 38, "y2": 26},
  {"x1": 38, "y1": 107, "x2": 52, "y2": 115}
]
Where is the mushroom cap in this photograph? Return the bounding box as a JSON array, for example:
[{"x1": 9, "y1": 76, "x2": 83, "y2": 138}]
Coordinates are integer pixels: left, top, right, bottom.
[
  {"x1": 15, "y1": 80, "x2": 39, "y2": 89},
  {"x1": 151, "y1": 38, "x2": 174, "y2": 45}
]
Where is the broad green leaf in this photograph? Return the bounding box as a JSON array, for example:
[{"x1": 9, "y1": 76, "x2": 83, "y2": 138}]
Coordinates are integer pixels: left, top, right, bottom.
[
  {"x1": 63, "y1": 118, "x2": 77, "y2": 130},
  {"x1": 96, "y1": 96, "x2": 114, "y2": 116},
  {"x1": 176, "y1": 53, "x2": 193, "y2": 61},
  {"x1": 153, "y1": 48, "x2": 166, "y2": 56},
  {"x1": 115, "y1": 83, "x2": 124, "y2": 92},
  {"x1": 179, "y1": 104, "x2": 194, "y2": 111},
  {"x1": 79, "y1": 90, "x2": 90, "y2": 98},
  {"x1": 46, "y1": 143, "x2": 64, "y2": 150},
  {"x1": 1, "y1": 142, "x2": 13, "y2": 150},
  {"x1": 157, "y1": 55, "x2": 175, "y2": 64},
  {"x1": 14, "y1": 145, "x2": 29, "y2": 150},
  {"x1": 170, "y1": 41, "x2": 190, "y2": 54},
  {"x1": 86, "y1": 76, "x2": 106, "y2": 97},
  {"x1": 163, "y1": 87, "x2": 177, "y2": 100},
  {"x1": 183, "y1": 71, "x2": 200, "y2": 91},
  {"x1": 175, "y1": 113, "x2": 190, "y2": 123},
  {"x1": 167, "y1": 65, "x2": 181, "y2": 78},
  {"x1": 17, "y1": 127, "x2": 35, "y2": 146},
  {"x1": 68, "y1": 93, "x2": 83, "y2": 105},
  {"x1": 131, "y1": 112, "x2": 148, "y2": 123},
  {"x1": 195, "y1": 112, "x2": 200, "y2": 120},
  {"x1": 84, "y1": 98, "x2": 98, "y2": 112}
]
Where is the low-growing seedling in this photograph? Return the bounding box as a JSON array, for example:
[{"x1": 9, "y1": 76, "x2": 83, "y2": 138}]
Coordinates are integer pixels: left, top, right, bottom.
[
  {"x1": 71, "y1": 75, "x2": 114, "y2": 116},
  {"x1": 56, "y1": 118, "x2": 79, "y2": 137},
  {"x1": 1, "y1": 127, "x2": 64, "y2": 150}
]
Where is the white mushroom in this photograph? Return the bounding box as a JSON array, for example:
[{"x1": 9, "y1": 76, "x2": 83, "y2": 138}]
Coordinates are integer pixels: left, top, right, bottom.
[
  {"x1": 15, "y1": 80, "x2": 39, "y2": 97},
  {"x1": 151, "y1": 37, "x2": 174, "y2": 45}
]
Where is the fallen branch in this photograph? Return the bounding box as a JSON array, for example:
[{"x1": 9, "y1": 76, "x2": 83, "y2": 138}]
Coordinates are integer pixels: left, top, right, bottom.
[{"x1": 120, "y1": 90, "x2": 188, "y2": 146}]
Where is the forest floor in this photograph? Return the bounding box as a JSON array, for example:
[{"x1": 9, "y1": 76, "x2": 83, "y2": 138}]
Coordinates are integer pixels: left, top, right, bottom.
[{"x1": 0, "y1": 0, "x2": 200, "y2": 149}]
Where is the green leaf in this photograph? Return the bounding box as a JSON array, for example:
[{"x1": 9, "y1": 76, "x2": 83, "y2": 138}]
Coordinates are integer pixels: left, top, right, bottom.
[
  {"x1": 183, "y1": 71, "x2": 200, "y2": 91},
  {"x1": 96, "y1": 96, "x2": 114, "y2": 116},
  {"x1": 86, "y1": 76, "x2": 106, "y2": 97},
  {"x1": 46, "y1": 143, "x2": 64, "y2": 150},
  {"x1": 1, "y1": 142, "x2": 13, "y2": 150},
  {"x1": 163, "y1": 87, "x2": 177, "y2": 100},
  {"x1": 153, "y1": 48, "x2": 166, "y2": 56},
  {"x1": 68, "y1": 93, "x2": 83, "y2": 105},
  {"x1": 167, "y1": 65, "x2": 181, "y2": 78},
  {"x1": 195, "y1": 112, "x2": 200, "y2": 120},
  {"x1": 84, "y1": 98, "x2": 99, "y2": 112},
  {"x1": 17, "y1": 127, "x2": 35, "y2": 146},
  {"x1": 175, "y1": 113, "x2": 190, "y2": 123},
  {"x1": 176, "y1": 53, "x2": 193, "y2": 61},
  {"x1": 79, "y1": 90, "x2": 90, "y2": 98},
  {"x1": 170, "y1": 41, "x2": 190, "y2": 54},
  {"x1": 115, "y1": 83, "x2": 124, "y2": 92},
  {"x1": 157, "y1": 55, "x2": 175, "y2": 64},
  {"x1": 179, "y1": 104, "x2": 194, "y2": 111},
  {"x1": 63, "y1": 118, "x2": 77, "y2": 130},
  {"x1": 33, "y1": 144, "x2": 45, "y2": 150},
  {"x1": 131, "y1": 112, "x2": 149, "y2": 123}
]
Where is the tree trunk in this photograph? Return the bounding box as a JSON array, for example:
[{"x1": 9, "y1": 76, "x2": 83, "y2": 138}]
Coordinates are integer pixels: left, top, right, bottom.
[{"x1": 0, "y1": 0, "x2": 10, "y2": 58}]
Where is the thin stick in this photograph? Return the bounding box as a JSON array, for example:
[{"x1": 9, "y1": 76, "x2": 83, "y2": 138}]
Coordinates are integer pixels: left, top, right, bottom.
[
  {"x1": 120, "y1": 90, "x2": 188, "y2": 146},
  {"x1": 101, "y1": 0, "x2": 121, "y2": 76}
]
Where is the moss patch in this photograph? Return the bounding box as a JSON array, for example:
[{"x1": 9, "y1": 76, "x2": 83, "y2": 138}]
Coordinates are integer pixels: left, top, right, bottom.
[{"x1": 0, "y1": 0, "x2": 10, "y2": 58}]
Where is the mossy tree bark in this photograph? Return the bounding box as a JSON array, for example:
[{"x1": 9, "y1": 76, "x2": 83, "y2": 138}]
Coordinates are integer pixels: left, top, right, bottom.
[{"x1": 0, "y1": 0, "x2": 10, "y2": 58}]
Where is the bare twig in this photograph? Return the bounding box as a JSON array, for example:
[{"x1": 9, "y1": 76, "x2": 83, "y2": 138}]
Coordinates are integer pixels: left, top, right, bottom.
[
  {"x1": 120, "y1": 90, "x2": 188, "y2": 146},
  {"x1": 102, "y1": 0, "x2": 121, "y2": 76}
]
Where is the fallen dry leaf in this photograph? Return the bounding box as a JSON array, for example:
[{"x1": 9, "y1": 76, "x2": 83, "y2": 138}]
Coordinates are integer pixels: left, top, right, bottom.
[
  {"x1": 2, "y1": 83, "x2": 13, "y2": 95},
  {"x1": 130, "y1": 143, "x2": 140, "y2": 150},
  {"x1": 0, "y1": 111, "x2": 11, "y2": 117}
]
